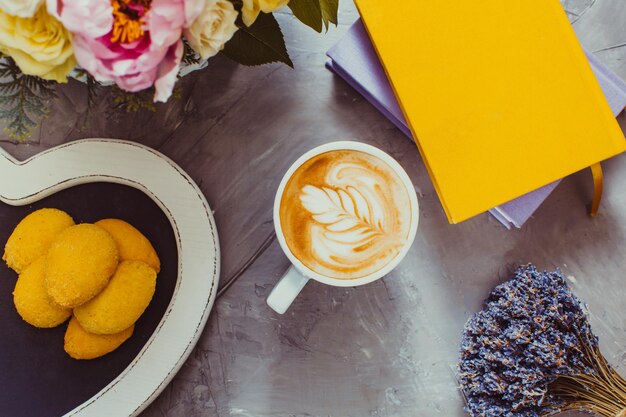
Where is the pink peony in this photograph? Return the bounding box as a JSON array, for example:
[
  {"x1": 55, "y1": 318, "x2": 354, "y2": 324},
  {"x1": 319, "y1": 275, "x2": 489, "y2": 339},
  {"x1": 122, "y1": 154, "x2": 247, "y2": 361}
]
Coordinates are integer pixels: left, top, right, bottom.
[
  {"x1": 51, "y1": 0, "x2": 202, "y2": 102},
  {"x1": 47, "y1": 0, "x2": 113, "y2": 38}
]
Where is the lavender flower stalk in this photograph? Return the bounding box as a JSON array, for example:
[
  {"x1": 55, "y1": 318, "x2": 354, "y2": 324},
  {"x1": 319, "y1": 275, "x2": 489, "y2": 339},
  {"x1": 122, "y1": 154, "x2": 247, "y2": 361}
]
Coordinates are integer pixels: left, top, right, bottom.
[{"x1": 458, "y1": 264, "x2": 626, "y2": 417}]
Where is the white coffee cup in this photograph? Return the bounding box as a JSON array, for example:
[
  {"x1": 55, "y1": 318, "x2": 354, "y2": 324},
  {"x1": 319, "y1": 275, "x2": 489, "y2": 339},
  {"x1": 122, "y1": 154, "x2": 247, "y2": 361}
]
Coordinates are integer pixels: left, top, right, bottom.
[{"x1": 267, "y1": 141, "x2": 419, "y2": 314}]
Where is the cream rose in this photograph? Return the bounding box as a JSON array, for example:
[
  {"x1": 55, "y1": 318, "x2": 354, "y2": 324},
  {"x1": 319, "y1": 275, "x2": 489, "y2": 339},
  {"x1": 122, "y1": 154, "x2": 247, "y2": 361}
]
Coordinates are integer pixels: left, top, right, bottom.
[
  {"x1": 0, "y1": 0, "x2": 43, "y2": 18},
  {"x1": 242, "y1": 0, "x2": 289, "y2": 27},
  {"x1": 185, "y1": 0, "x2": 238, "y2": 59},
  {"x1": 0, "y1": 6, "x2": 76, "y2": 82}
]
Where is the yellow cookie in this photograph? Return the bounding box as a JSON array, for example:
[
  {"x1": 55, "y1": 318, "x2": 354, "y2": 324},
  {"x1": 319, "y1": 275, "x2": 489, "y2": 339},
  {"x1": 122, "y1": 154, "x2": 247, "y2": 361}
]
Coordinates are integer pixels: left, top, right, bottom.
[
  {"x1": 95, "y1": 218, "x2": 160, "y2": 273},
  {"x1": 13, "y1": 257, "x2": 71, "y2": 328},
  {"x1": 64, "y1": 316, "x2": 134, "y2": 360},
  {"x1": 3, "y1": 208, "x2": 75, "y2": 273},
  {"x1": 46, "y1": 224, "x2": 119, "y2": 308},
  {"x1": 74, "y1": 260, "x2": 156, "y2": 335}
]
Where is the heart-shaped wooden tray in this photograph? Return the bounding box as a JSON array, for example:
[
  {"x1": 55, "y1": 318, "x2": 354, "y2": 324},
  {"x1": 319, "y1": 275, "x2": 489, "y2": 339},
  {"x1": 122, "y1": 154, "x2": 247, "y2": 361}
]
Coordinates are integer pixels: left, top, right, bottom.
[{"x1": 0, "y1": 139, "x2": 220, "y2": 416}]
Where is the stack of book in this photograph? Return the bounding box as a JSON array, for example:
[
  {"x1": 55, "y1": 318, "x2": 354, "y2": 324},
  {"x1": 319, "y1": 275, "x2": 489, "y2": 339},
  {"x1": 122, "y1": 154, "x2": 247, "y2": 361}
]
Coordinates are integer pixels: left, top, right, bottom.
[{"x1": 327, "y1": 19, "x2": 626, "y2": 228}]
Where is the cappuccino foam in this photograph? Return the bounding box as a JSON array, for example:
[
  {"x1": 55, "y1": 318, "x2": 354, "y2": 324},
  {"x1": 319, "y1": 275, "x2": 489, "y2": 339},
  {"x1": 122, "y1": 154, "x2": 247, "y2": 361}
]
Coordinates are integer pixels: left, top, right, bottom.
[{"x1": 279, "y1": 149, "x2": 413, "y2": 280}]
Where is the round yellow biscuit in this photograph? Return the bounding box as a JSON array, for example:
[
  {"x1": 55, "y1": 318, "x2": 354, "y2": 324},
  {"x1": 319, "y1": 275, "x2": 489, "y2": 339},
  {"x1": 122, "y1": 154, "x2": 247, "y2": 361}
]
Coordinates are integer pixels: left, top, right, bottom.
[
  {"x1": 13, "y1": 257, "x2": 71, "y2": 328},
  {"x1": 3, "y1": 208, "x2": 75, "y2": 273},
  {"x1": 74, "y1": 260, "x2": 156, "y2": 335},
  {"x1": 64, "y1": 316, "x2": 134, "y2": 360},
  {"x1": 95, "y1": 218, "x2": 160, "y2": 273},
  {"x1": 45, "y1": 224, "x2": 119, "y2": 308}
]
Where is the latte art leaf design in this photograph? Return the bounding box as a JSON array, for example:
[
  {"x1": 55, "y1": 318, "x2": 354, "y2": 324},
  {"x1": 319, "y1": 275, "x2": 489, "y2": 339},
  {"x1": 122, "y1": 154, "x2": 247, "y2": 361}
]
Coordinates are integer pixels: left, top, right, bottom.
[
  {"x1": 281, "y1": 151, "x2": 412, "y2": 278},
  {"x1": 299, "y1": 184, "x2": 394, "y2": 251}
]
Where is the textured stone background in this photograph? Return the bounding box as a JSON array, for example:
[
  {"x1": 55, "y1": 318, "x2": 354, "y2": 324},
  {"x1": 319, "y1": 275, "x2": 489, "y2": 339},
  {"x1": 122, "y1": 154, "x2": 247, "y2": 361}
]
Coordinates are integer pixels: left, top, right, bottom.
[{"x1": 1, "y1": 1, "x2": 625, "y2": 416}]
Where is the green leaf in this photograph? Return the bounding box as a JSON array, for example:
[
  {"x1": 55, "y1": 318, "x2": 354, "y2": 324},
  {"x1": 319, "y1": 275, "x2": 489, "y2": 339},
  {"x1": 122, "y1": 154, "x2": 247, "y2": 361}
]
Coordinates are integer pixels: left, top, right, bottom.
[
  {"x1": 0, "y1": 57, "x2": 56, "y2": 141},
  {"x1": 320, "y1": 0, "x2": 339, "y2": 30},
  {"x1": 182, "y1": 39, "x2": 202, "y2": 66},
  {"x1": 111, "y1": 86, "x2": 157, "y2": 113},
  {"x1": 288, "y1": 0, "x2": 323, "y2": 33},
  {"x1": 73, "y1": 68, "x2": 103, "y2": 110},
  {"x1": 222, "y1": 12, "x2": 293, "y2": 67},
  {"x1": 289, "y1": 0, "x2": 339, "y2": 32}
]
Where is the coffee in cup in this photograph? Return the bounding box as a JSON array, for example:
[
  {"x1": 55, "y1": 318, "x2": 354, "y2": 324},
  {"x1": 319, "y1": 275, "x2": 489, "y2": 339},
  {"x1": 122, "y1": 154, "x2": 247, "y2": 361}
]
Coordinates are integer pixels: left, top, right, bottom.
[
  {"x1": 278, "y1": 149, "x2": 413, "y2": 280},
  {"x1": 268, "y1": 141, "x2": 419, "y2": 314}
]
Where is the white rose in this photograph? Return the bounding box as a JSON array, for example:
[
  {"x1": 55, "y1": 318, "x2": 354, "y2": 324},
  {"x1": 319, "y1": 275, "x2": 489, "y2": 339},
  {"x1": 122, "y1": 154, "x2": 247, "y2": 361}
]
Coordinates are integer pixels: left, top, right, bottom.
[
  {"x1": 184, "y1": 0, "x2": 238, "y2": 60},
  {"x1": 0, "y1": 0, "x2": 43, "y2": 17}
]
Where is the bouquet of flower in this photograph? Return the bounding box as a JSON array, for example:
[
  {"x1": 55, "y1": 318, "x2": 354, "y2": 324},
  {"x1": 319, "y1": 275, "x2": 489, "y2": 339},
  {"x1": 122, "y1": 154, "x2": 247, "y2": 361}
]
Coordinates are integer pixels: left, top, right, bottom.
[
  {"x1": 459, "y1": 265, "x2": 626, "y2": 417},
  {"x1": 0, "y1": 0, "x2": 338, "y2": 137}
]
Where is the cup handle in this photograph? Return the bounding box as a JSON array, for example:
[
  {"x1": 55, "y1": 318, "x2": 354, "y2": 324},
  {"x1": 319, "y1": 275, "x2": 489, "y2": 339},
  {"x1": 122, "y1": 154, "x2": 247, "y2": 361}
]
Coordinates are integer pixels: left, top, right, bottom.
[{"x1": 267, "y1": 265, "x2": 309, "y2": 314}]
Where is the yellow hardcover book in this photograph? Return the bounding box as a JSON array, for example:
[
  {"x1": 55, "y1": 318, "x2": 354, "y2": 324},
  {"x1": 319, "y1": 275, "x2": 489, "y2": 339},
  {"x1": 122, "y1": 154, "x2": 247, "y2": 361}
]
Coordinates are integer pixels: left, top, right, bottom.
[{"x1": 355, "y1": 0, "x2": 626, "y2": 223}]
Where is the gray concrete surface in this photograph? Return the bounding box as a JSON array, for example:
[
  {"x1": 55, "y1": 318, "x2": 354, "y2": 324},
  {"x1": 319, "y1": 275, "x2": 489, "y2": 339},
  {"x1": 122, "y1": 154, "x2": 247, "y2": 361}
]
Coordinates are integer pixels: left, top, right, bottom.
[{"x1": 1, "y1": 1, "x2": 624, "y2": 416}]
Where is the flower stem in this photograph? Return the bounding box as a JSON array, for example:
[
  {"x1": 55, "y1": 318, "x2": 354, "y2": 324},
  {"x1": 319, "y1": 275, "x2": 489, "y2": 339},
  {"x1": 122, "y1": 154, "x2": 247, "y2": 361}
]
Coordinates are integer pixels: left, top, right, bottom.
[{"x1": 547, "y1": 346, "x2": 626, "y2": 417}]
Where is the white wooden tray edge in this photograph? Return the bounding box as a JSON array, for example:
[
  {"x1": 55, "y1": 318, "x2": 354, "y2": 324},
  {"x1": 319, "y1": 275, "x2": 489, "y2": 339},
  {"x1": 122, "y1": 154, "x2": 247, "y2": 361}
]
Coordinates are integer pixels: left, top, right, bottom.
[{"x1": 0, "y1": 139, "x2": 221, "y2": 417}]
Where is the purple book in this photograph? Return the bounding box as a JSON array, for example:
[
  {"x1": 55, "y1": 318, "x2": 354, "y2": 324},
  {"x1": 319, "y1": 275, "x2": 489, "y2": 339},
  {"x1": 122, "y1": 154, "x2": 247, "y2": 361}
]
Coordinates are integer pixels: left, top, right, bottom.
[{"x1": 327, "y1": 19, "x2": 626, "y2": 228}]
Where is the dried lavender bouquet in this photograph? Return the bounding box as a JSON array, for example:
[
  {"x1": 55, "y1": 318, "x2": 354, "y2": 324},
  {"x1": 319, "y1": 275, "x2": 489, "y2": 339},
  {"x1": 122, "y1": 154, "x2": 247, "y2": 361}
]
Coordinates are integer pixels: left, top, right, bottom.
[{"x1": 458, "y1": 264, "x2": 626, "y2": 417}]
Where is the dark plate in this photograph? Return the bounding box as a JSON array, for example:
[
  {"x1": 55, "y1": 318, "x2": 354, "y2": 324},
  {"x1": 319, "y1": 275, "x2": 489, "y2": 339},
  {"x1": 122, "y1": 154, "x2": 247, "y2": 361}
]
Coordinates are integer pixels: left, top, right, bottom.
[{"x1": 0, "y1": 182, "x2": 177, "y2": 417}]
